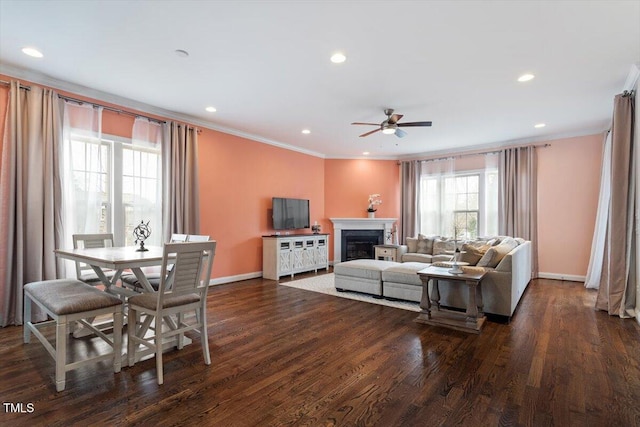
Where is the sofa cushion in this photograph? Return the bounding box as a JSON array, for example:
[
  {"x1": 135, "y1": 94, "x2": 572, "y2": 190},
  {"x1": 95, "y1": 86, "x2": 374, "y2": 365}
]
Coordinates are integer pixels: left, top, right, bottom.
[
  {"x1": 382, "y1": 262, "x2": 427, "y2": 286},
  {"x1": 459, "y1": 243, "x2": 488, "y2": 265},
  {"x1": 402, "y1": 253, "x2": 433, "y2": 263},
  {"x1": 406, "y1": 237, "x2": 418, "y2": 253},
  {"x1": 334, "y1": 259, "x2": 400, "y2": 281},
  {"x1": 432, "y1": 238, "x2": 455, "y2": 255}
]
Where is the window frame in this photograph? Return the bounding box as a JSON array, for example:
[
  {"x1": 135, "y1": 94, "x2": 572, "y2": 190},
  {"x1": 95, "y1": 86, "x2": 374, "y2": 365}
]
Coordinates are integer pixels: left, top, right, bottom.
[
  {"x1": 419, "y1": 168, "x2": 497, "y2": 238},
  {"x1": 65, "y1": 132, "x2": 162, "y2": 246}
]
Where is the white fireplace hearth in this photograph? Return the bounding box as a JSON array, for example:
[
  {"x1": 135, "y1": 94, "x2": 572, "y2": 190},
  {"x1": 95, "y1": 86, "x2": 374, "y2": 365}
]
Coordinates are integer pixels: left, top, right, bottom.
[{"x1": 330, "y1": 218, "x2": 398, "y2": 264}]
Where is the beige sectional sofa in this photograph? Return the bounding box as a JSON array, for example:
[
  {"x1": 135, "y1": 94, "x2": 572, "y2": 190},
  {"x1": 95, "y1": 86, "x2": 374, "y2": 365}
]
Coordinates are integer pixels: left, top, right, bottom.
[{"x1": 334, "y1": 235, "x2": 532, "y2": 319}]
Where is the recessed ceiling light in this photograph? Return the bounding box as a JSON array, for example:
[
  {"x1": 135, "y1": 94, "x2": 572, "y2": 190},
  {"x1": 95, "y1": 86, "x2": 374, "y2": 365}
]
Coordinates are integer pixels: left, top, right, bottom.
[
  {"x1": 175, "y1": 49, "x2": 189, "y2": 58},
  {"x1": 534, "y1": 123, "x2": 546, "y2": 128},
  {"x1": 301, "y1": 129, "x2": 311, "y2": 134},
  {"x1": 517, "y1": 73, "x2": 535, "y2": 82},
  {"x1": 205, "y1": 106, "x2": 216, "y2": 113},
  {"x1": 330, "y1": 52, "x2": 346, "y2": 64},
  {"x1": 363, "y1": 151, "x2": 370, "y2": 156},
  {"x1": 22, "y1": 47, "x2": 43, "y2": 58}
]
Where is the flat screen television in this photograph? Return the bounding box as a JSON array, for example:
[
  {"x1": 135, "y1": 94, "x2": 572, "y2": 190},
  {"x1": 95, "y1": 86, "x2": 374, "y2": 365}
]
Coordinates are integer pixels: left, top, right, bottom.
[{"x1": 272, "y1": 197, "x2": 310, "y2": 230}]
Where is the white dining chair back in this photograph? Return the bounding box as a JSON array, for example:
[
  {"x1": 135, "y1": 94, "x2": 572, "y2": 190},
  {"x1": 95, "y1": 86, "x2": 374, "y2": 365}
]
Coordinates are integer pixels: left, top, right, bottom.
[
  {"x1": 122, "y1": 233, "x2": 190, "y2": 291},
  {"x1": 127, "y1": 240, "x2": 216, "y2": 385},
  {"x1": 72, "y1": 233, "x2": 115, "y2": 285}
]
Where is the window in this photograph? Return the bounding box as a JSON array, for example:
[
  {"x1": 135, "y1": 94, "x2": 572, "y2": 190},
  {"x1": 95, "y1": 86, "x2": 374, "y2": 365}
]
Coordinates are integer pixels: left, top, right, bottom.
[
  {"x1": 419, "y1": 169, "x2": 498, "y2": 238},
  {"x1": 65, "y1": 133, "x2": 162, "y2": 247}
]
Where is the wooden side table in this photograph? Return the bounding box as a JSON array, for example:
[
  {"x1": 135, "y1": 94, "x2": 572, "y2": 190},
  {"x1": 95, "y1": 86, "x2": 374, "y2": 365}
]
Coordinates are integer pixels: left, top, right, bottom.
[
  {"x1": 374, "y1": 244, "x2": 403, "y2": 262},
  {"x1": 415, "y1": 265, "x2": 487, "y2": 334}
]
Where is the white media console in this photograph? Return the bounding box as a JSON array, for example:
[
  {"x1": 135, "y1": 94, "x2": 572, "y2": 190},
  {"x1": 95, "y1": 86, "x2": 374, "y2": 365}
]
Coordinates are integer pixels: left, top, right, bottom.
[{"x1": 262, "y1": 234, "x2": 330, "y2": 280}]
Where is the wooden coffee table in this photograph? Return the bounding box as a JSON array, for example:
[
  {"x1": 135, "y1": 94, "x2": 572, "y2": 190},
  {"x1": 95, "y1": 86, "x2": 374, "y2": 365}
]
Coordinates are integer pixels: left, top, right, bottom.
[{"x1": 415, "y1": 265, "x2": 487, "y2": 334}]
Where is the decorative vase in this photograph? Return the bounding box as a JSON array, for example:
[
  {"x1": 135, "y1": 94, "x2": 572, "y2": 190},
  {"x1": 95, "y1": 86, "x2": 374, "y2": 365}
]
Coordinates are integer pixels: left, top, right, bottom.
[{"x1": 368, "y1": 211, "x2": 375, "y2": 218}]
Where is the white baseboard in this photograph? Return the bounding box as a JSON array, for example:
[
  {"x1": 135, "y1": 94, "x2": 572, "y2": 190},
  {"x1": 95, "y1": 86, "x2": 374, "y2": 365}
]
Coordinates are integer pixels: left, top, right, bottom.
[
  {"x1": 537, "y1": 272, "x2": 586, "y2": 282},
  {"x1": 208, "y1": 271, "x2": 262, "y2": 286}
]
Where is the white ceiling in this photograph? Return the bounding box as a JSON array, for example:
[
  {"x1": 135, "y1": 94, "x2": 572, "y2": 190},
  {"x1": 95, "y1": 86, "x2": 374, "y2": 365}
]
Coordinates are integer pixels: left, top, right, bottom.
[{"x1": 1, "y1": 1, "x2": 639, "y2": 159}]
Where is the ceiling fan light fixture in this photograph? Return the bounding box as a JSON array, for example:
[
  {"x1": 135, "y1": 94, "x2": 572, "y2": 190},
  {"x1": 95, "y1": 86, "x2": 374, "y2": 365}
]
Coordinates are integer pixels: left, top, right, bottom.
[
  {"x1": 382, "y1": 127, "x2": 396, "y2": 135},
  {"x1": 382, "y1": 123, "x2": 397, "y2": 135}
]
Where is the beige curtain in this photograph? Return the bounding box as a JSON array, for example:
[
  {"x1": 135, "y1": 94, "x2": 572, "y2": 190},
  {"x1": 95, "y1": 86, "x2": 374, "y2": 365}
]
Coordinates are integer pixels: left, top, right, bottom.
[
  {"x1": 162, "y1": 121, "x2": 200, "y2": 240},
  {"x1": 400, "y1": 161, "x2": 418, "y2": 243},
  {"x1": 595, "y1": 92, "x2": 636, "y2": 317},
  {"x1": 0, "y1": 82, "x2": 64, "y2": 326},
  {"x1": 499, "y1": 146, "x2": 538, "y2": 277}
]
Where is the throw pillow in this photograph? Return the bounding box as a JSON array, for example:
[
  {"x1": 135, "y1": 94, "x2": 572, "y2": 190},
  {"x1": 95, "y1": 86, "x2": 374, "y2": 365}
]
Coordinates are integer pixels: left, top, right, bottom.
[
  {"x1": 432, "y1": 238, "x2": 455, "y2": 255},
  {"x1": 477, "y1": 240, "x2": 517, "y2": 268},
  {"x1": 459, "y1": 243, "x2": 488, "y2": 266},
  {"x1": 416, "y1": 234, "x2": 436, "y2": 254},
  {"x1": 406, "y1": 237, "x2": 418, "y2": 253}
]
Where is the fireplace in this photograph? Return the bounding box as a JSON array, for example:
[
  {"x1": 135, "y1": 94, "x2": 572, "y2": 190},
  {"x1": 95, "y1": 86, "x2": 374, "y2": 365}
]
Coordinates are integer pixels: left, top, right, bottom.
[
  {"x1": 330, "y1": 218, "x2": 398, "y2": 264},
  {"x1": 341, "y1": 229, "x2": 384, "y2": 262}
]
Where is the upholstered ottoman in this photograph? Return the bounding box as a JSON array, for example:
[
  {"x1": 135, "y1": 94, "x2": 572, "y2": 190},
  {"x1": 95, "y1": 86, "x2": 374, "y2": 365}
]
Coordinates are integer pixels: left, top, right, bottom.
[
  {"x1": 382, "y1": 262, "x2": 430, "y2": 302},
  {"x1": 334, "y1": 259, "x2": 400, "y2": 297}
]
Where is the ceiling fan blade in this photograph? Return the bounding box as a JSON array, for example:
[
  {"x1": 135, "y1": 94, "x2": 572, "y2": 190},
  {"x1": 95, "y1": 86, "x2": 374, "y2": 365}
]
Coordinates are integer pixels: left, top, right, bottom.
[
  {"x1": 388, "y1": 114, "x2": 404, "y2": 124},
  {"x1": 395, "y1": 128, "x2": 407, "y2": 138},
  {"x1": 397, "y1": 121, "x2": 432, "y2": 127},
  {"x1": 351, "y1": 122, "x2": 380, "y2": 126},
  {"x1": 359, "y1": 128, "x2": 381, "y2": 137}
]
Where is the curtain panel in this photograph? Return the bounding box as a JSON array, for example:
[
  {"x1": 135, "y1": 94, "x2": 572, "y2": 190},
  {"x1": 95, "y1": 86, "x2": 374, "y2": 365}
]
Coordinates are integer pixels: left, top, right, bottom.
[
  {"x1": 585, "y1": 132, "x2": 612, "y2": 289},
  {"x1": 400, "y1": 161, "x2": 418, "y2": 243},
  {"x1": 162, "y1": 121, "x2": 200, "y2": 241},
  {"x1": 593, "y1": 92, "x2": 636, "y2": 317},
  {"x1": 499, "y1": 146, "x2": 539, "y2": 277},
  {"x1": 0, "y1": 82, "x2": 64, "y2": 326}
]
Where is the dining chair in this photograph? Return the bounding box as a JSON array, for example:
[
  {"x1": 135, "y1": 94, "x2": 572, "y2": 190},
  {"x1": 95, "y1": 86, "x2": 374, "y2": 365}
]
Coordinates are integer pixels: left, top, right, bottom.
[
  {"x1": 122, "y1": 233, "x2": 189, "y2": 291},
  {"x1": 127, "y1": 240, "x2": 216, "y2": 385},
  {"x1": 186, "y1": 234, "x2": 210, "y2": 242},
  {"x1": 72, "y1": 233, "x2": 116, "y2": 285}
]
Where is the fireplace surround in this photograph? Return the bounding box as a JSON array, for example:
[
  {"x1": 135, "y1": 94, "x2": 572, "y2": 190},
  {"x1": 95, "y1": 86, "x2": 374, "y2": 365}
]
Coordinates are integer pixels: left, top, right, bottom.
[{"x1": 330, "y1": 218, "x2": 398, "y2": 264}]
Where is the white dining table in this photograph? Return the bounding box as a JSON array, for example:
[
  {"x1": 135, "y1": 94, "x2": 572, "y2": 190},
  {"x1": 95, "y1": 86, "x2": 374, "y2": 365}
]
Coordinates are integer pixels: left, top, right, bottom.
[
  {"x1": 55, "y1": 245, "x2": 167, "y2": 297},
  {"x1": 54, "y1": 245, "x2": 191, "y2": 352}
]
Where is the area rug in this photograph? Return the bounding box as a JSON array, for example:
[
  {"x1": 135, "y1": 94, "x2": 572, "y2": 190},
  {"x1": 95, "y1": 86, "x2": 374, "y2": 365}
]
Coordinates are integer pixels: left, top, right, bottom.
[{"x1": 279, "y1": 273, "x2": 421, "y2": 312}]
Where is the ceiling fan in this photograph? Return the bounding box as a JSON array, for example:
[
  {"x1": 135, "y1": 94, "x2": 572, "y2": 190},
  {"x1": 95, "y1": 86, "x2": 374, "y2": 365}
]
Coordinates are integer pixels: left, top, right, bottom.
[{"x1": 351, "y1": 108, "x2": 432, "y2": 138}]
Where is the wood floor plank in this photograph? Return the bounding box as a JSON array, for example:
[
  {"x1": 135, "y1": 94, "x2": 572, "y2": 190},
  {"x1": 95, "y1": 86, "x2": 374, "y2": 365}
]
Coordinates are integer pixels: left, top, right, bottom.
[{"x1": 1, "y1": 274, "x2": 640, "y2": 426}]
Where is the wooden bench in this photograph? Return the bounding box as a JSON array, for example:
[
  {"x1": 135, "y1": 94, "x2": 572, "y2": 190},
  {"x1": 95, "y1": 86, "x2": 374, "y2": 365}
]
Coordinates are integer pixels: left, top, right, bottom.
[{"x1": 23, "y1": 279, "x2": 123, "y2": 391}]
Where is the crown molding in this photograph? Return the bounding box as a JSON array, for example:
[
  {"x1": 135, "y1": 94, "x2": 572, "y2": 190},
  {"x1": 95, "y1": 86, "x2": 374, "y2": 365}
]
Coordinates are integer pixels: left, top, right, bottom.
[
  {"x1": 397, "y1": 127, "x2": 607, "y2": 162},
  {"x1": 0, "y1": 62, "x2": 326, "y2": 159}
]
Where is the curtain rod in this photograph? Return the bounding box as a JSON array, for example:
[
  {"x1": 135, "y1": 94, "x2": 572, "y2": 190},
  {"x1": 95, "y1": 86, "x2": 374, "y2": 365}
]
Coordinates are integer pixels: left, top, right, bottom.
[
  {"x1": 403, "y1": 143, "x2": 551, "y2": 164},
  {"x1": 0, "y1": 79, "x2": 172, "y2": 127}
]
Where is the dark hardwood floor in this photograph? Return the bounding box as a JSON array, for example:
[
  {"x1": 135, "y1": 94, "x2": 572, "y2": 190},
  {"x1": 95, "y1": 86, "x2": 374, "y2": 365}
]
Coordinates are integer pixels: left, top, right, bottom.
[{"x1": 1, "y1": 272, "x2": 639, "y2": 426}]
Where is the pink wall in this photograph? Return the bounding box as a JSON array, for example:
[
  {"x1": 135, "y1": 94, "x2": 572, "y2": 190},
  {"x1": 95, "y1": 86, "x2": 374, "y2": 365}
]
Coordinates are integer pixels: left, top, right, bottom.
[
  {"x1": 537, "y1": 134, "x2": 603, "y2": 277},
  {"x1": 324, "y1": 159, "x2": 400, "y2": 260},
  {"x1": 198, "y1": 130, "x2": 325, "y2": 278}
]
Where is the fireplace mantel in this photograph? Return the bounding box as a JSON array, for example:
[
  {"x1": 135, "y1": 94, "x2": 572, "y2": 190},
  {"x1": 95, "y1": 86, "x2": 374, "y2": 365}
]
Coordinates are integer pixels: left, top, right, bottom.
[{"x1": 330, "y1": 218, "x2": 398, "y2": 264}]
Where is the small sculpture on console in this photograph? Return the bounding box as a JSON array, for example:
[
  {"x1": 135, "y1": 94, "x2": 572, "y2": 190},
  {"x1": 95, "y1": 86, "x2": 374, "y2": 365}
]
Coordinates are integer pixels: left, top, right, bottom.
[{"x1": 311, "y1": 221, "x2": 321, "y2": 234}]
